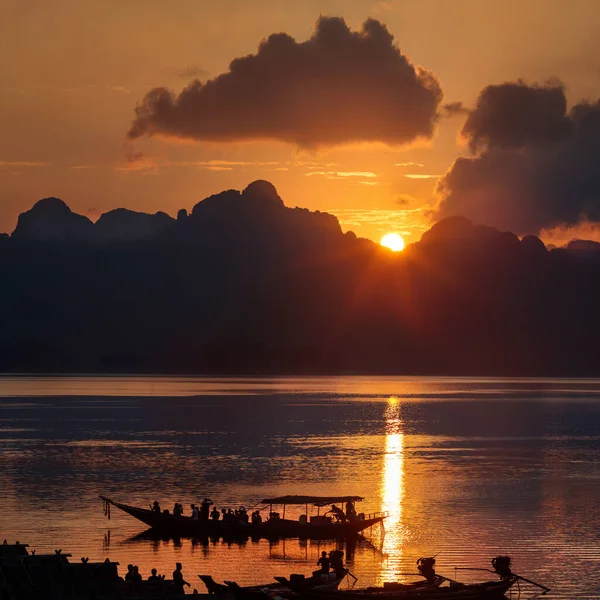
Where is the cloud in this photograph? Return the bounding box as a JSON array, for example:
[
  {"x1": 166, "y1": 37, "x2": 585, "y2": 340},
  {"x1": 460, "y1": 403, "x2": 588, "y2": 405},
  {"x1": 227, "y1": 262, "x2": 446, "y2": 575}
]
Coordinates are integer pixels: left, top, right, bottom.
[
  {"x1": 295, "y1": 161, "x2": 340, "y2": 169},
  {"x1": 461, "y1": 80, "x2": 570, "y2": 153},
  {"x1": 0, "y1": 161, "x2": 49, "y2": 167},
  {"x1": 127, "y1": 16, "x2": 443, "y2": 147},
  {"x1": 174, "y1": 65, "x2": 207, "y2": 79},
  {"x1": 435, "y1": 80, "x2": 600, "y2": 234},
  {"x1": 395, "y1": 193, "x2": 418, "y2": 206},
  {"x1": 306, "y1": 171, "x2": 378, "y2": 180},
  {"x1": 541, "y1": 220, "x2": 600, "y2": 246},
  {"x1": 117, "y1": 151, "x2": 158, "y2": 174},
  {"x1": 165, "y1": 159, "x2": 282, "y2": 170},
  {"x1": 404, "y1": 173, "x2": 440, "y2": 179},
  {"x1": 442, "y1": 101, "x2": 469, "y2": 117},
  {"x1": 394, "y1": 161, "x2": 425, "y2": 168}
]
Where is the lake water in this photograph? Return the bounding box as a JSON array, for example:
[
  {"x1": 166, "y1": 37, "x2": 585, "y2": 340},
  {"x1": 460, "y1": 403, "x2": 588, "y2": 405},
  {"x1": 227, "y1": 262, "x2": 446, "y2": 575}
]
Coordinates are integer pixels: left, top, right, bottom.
[{"x1": 2, "y1": 376, "x2": 600, "y2": 599}]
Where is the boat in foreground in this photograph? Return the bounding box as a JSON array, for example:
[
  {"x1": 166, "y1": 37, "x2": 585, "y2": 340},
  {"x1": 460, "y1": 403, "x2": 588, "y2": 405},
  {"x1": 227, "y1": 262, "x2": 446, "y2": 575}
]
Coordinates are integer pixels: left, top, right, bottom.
[
  {"x1": 285, "y1": 578, "x2": 517, "y2": 600},
  {"x1": 100, "y1": 494, "x2": 386, "y2": 539},
  {"x1": 210, "y1": 556, "x2": 445, "y2": 600},
  {"x1": 200, "y1": 570, "x2": 348, "y2": 598},
  {"x1": 221, "y1": 556, "x2": 550, "y2": 600}
]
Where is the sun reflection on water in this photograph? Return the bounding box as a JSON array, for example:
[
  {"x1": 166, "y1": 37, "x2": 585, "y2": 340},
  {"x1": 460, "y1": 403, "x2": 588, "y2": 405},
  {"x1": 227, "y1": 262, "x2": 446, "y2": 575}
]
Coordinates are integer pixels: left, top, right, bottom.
[{"x1": 379, "y1": 397, "x2": 405, "y2": 583}]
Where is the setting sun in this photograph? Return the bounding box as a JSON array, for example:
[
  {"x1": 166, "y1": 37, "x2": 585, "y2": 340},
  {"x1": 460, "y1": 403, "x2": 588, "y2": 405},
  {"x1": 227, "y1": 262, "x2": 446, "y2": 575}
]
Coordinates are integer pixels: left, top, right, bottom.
[{"x1": 380, "y1": 233, "x2": 405, "y2": 252}]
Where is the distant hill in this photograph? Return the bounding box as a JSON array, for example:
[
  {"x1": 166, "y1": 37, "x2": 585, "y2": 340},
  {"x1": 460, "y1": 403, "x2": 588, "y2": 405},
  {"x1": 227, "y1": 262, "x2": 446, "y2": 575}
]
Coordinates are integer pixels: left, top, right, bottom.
[{"x1": 1, "y1": 180, "x2": 600, "y2": 375}]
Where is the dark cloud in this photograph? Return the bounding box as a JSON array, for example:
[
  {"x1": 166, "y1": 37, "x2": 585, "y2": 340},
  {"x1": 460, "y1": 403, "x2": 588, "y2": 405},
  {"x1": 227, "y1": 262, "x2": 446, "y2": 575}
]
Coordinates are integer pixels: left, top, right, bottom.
[
  {"x1": 442, "y1": 101, "x2": 469, "y2": 117},
  {"x1": 128, "y1": 16, "x2": 443, "y2": 147},
  {"x1": 461, "y1": 80, "x2": 571, "y2": 153},
  {"x1": 435, "y1": 80, "x2": 600, "y2": 234}
]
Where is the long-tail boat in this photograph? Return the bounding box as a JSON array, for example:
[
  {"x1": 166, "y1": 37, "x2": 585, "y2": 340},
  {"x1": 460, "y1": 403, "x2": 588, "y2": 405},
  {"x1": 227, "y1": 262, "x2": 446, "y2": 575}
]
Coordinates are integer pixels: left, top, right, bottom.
[
  {"x1": 200, "y1": 570, "x2": 347, "y2": 597},
  {"x1": 222, "y1": 556, "x2": 550, "y2": 600},
  {"x1": 278, "y1": 578, "x2": 518, "y2": 600},
  {"x1": 277, "y1": 556, "x2": 550, "y2": 600},
  {"x1": 207, "y1": 557, "x2": 445, "y2": 600},
  {"x1": 100, "y1": 495, "x2": 386, "y2": 539}
]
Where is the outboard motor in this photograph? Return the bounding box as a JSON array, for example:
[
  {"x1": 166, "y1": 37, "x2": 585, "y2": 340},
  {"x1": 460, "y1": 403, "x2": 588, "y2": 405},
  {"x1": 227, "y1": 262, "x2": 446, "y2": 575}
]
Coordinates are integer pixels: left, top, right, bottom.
[
  {"x1": 417, "y1": 557, "x2": 436, "y2": 582},
  {"x1": 491, "y1": 556, "x2": 513, "y2": 580}
]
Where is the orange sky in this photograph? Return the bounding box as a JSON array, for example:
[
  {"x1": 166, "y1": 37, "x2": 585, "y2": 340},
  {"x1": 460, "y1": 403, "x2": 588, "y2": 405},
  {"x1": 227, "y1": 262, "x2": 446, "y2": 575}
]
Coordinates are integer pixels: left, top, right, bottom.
[{"x1": 2, "y1": 0, "x2": 600, "y2": 244}]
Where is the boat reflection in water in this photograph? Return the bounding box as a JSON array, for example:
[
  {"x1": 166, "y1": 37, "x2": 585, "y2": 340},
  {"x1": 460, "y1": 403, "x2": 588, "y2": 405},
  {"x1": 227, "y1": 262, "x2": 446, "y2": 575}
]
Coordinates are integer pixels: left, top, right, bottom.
[
  {"x1": 379, "y1": 396, "x2": 405, "y2": 584},
  {"x1": 122, "y1": 529, "x2": 361, "y2": 562}
]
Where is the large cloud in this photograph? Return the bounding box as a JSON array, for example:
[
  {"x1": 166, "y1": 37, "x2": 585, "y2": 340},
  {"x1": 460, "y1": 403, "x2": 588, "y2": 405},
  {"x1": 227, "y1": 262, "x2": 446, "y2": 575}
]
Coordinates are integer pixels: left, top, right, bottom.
[
  {"x1": 128, "y1": 16, "x2": 443, "y2": 147},
  {"x1": 435, "y1": 80, "x2": 600, "y2": 234}
]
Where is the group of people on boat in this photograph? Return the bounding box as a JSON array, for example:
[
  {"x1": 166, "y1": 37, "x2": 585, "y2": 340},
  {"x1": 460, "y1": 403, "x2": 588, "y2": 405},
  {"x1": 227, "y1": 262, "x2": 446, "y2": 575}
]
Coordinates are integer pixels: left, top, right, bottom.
[
  {"x1": 153, "y1": 499, "x2": 214, "y2": 520},
  {"x1": 124, "y1": 563, "x2": 191, "y2": 594},
  {"x1": 150, "y1": 498, "x2": 358, "y2": 526},
  {"x1": 152, "y1": 499, "x2": 265, "y2": 525}
]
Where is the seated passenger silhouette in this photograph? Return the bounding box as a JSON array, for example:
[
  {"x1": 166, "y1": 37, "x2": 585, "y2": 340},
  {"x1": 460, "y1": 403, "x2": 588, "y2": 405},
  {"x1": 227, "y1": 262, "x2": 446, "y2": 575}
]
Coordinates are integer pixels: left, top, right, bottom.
[
  {"x1": 317, "y1": 551, "x2": 330, "y2": 574},
  {"x1": 211, "y1": 507, "x2": 220, "y2": 521},
  {"x1": 152, "y1": 501, "x2": 161, "y2": 513},
  {"x1": 329, "y1": 550, "x2": 346, "y2": 577},
  {"x1": 148, "y1": 568, "x2": 161, "y2": 582}
]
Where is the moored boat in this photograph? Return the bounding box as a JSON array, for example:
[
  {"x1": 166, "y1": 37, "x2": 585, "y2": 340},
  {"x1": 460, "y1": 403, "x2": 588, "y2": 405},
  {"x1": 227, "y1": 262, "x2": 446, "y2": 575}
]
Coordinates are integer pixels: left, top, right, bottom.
[
  {"x1": 285, "y1": 577, "x2": 517, "y2": 600},
  {"x1": 100, "y1": 495, "x2": 387, "y2": 539},
  {"x1": 211, "y1": 556, "x2": 445, "y2": 600},
  {"x1": 200, "y1": 570, "x2": 347, "y2": 599}
]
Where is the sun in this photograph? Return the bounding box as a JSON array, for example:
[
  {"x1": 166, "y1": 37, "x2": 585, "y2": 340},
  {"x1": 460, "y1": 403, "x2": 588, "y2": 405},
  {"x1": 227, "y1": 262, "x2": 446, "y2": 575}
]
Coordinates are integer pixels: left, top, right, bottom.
[{"x1": 380, "y1": 233, "x2": 405, "y2": 252}]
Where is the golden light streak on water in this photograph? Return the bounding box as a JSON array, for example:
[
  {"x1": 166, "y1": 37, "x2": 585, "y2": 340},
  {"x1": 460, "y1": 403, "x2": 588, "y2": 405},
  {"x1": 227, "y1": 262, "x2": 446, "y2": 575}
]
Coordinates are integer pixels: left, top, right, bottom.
[{"x1": 379, "y1": 397, "x2": 405, "y2": 584}]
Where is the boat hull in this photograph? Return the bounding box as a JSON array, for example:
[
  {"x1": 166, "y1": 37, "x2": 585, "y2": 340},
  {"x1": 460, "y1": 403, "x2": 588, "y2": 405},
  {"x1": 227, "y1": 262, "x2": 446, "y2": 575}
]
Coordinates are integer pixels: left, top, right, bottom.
[
  {"x1": 101, "y1": 497, "x2": 385, "y2": 540},
  {"x1": 290, "y1": 578, "x2": 517, "y2": 600}
]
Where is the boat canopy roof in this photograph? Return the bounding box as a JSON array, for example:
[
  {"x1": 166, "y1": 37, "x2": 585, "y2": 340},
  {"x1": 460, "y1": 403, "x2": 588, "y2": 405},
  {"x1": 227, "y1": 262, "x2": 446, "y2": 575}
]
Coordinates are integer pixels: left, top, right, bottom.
[{"x1": 260, "y1": 495, "x2": 363, "y2": 506}]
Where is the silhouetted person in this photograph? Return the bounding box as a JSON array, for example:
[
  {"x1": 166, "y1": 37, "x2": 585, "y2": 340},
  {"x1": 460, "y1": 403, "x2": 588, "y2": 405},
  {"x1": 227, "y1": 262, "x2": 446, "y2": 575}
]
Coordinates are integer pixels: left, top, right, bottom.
[
  {"x1": 317, "y1": 551, "x2": 330, "y2": 574},
  {"x1": 152, "y1": 501, "x2": 161, "y2": 513},
  {"x1": 210, "y1": 507, "x2": 219, "y2": 521},
  {"x1": 173, "y1": 503, "x2": 182, "y2": 517},
  {"x1": 200, "y1": 498, "x2": 213, "y2": 521},
  {"x1": 173, "y1": 563, "x2": 190, "y2": 594},
  {"x1": 191, "y1": 504, "x2": 199, "y2": 520},
  {"x1": 326, "y1": 505, "x2": 346, "y2": 523},
  {"x1": 132, "y1": 566, "x2": 142, "y2": 584},
  {"x1": 329, "y1": 551, "x2": 345, "y2": 577},
  {"x1": 345, "y1": 500, "x2": 356, "y2": 520},
  {"x1": 148, "y1": 568, "x2": 161, "y2": 582},
  {"x1": 124, "y1": 564, "x2": 134, "y2": 582}
]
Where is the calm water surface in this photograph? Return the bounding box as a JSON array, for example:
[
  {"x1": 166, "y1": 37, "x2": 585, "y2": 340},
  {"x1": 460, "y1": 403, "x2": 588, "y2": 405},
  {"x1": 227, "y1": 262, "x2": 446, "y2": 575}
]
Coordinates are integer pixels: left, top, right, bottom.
[{"x1": 1, "y1": 376, "x2": 600, "y2": 599}]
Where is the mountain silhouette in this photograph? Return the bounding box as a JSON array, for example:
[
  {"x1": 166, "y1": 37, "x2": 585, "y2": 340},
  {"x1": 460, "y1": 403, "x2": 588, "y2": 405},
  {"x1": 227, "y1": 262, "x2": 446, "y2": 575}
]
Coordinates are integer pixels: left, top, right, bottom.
[
  {"x1": 1, "y1": 180, "x2": 600, "y2": 375},
  {"x1": 94, "y1": 208, "x2": 174, "y2": 242},
  {"x1": 12, "y1": 197, "x2": 94, "y2": 241}
]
